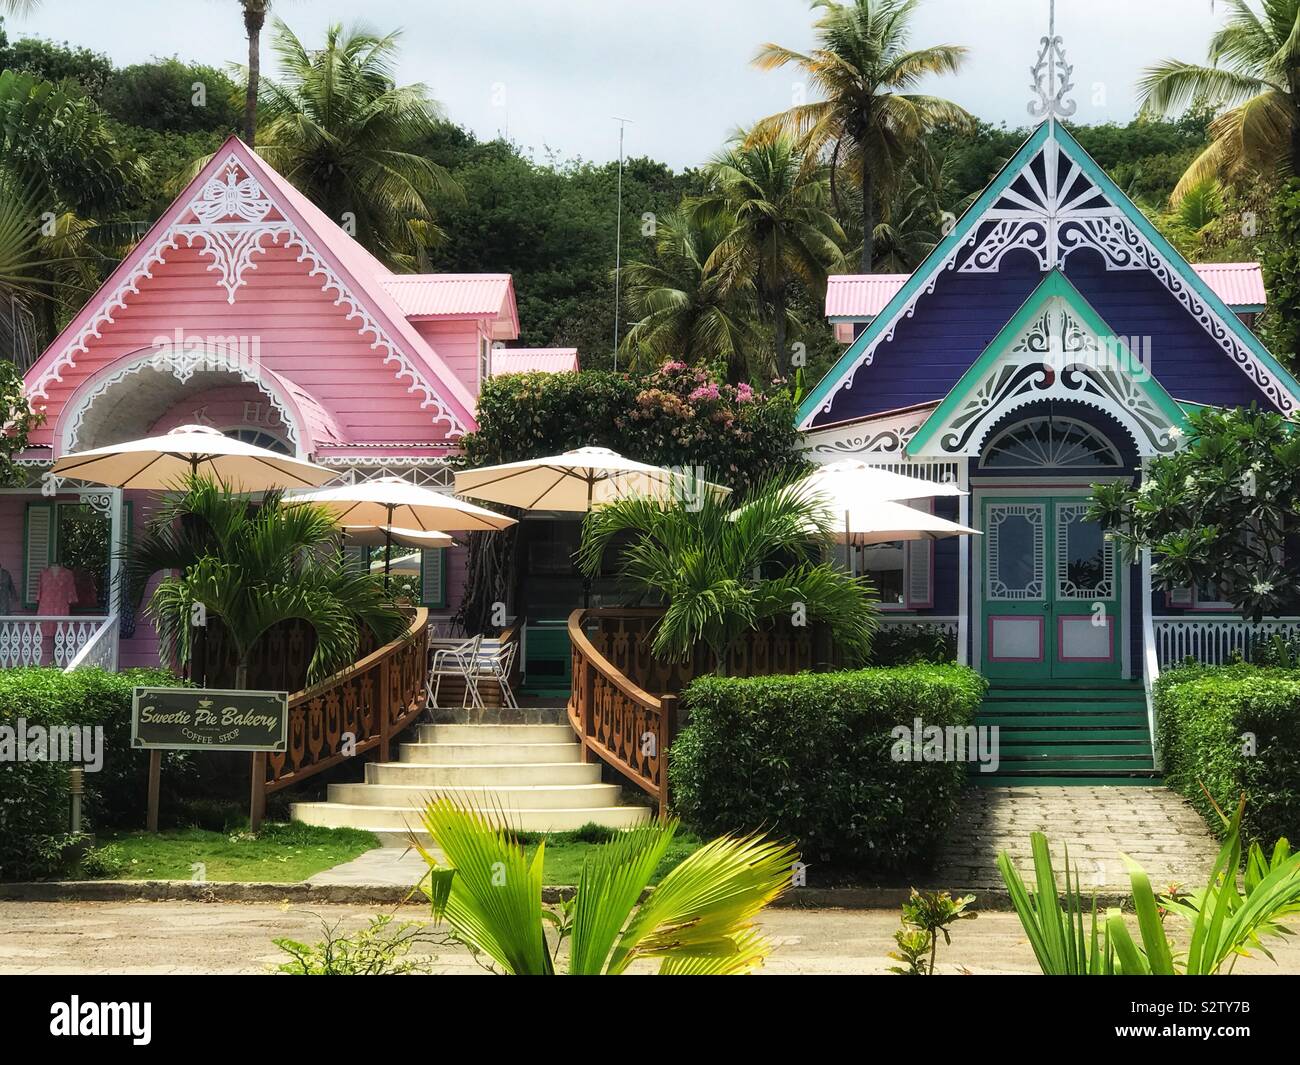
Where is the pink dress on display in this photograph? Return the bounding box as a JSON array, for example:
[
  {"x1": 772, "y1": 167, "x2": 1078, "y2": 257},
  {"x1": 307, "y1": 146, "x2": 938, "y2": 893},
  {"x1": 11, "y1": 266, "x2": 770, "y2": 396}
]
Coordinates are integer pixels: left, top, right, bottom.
[{"x1": 38, "y1": 566, "x2": 78, "y2": 616}]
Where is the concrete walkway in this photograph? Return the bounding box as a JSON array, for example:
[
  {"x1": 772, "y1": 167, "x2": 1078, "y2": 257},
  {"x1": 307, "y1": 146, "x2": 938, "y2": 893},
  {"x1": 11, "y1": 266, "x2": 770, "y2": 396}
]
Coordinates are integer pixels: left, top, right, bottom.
[
  {"x1": 1, "y1": 899, "x2": 1297, "y2": 974},
  {"x1": 307, "y1": 847, "x2": 434, "y2": 890},
  {"x1": 926, "y1": 785, "x2": 1222, "y2": 894}
]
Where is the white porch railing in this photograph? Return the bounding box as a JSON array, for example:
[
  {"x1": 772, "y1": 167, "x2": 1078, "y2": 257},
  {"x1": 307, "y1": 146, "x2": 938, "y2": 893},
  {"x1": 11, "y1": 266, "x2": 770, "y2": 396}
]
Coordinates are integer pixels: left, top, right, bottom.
[
  {"x1": 63, "y1": 612, "x2": 120, "y2": 673},
  {"x1": 1152, "y1": 616, "x2": 1300, "y2": 668},
  {"x1": 0, "y1": 615, "x2": 112, "y2": 670}
]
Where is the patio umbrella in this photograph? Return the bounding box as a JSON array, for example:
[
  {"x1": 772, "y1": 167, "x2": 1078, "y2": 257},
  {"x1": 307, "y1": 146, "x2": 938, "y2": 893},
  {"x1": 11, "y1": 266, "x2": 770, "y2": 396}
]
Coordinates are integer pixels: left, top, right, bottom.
[
  {"x1": 800, "y1": 459, "x2": 967, "y2": 504},
  {"x1": 454, "y1": 445, "x2": 730, "y2": 606},
  {"x1": 291, "y1": 476, "x2": 515, "y2": 586},
  {"x1": 342, "y1": 525, "x2": 455, "y2": 551},
  {"x1": 832, "y1": 498, "x2": 979, "y2": 546},
  {"x1": 50, "y1": 424, "x2": 334, "y2": 491},
  {"x1": 454, "y1": 445, "x2": 731, "y2": 511}
]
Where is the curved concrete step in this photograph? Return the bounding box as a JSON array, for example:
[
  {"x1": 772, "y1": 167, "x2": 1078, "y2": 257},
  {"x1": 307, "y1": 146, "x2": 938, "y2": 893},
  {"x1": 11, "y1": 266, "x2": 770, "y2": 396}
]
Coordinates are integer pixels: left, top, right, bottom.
[
  {"x1": 328, "y1": 782, "x2": 623, "y2": 809},
  {"x1": 292, "y1": 800, "x2": 652, "y2": 835},
  {"x1": 397, "y1": 741, "x2": 582, "y2": 765},
  {"x1": 418, "y1": 723, "x2": 574, "y2": 744},
  {"x1": 367, "y1": 761, "x2": 601, "y2": 787}
]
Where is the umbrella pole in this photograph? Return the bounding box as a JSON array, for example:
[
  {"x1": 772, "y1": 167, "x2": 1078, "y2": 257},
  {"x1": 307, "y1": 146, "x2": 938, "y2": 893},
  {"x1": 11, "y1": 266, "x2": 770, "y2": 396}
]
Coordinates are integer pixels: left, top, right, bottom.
[
  {"x1": 845, "y1": 510, "x2": 851, "y2": 573},
  {"x1": 383, "y1": 506, "x2": 394, "y2": 592},
  {"x1": 582, "y1": 478, "x2": 593, "y2": 609}
]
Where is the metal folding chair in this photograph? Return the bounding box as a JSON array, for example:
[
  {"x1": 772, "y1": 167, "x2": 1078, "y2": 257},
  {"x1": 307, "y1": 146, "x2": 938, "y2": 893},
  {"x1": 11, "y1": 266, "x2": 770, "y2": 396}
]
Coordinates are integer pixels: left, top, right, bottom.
[
  {"x1": 426, "y1": 634, "x2": 484, "y2": 710},
  {"x1": 467, "y1": 639, "x2": 519, "y2": 709}
]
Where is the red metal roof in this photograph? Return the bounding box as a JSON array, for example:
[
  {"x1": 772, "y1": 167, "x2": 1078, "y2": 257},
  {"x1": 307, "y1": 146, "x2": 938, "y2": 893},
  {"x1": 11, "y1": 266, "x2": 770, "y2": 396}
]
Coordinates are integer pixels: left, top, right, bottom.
[
  {"x1": 491, "y1": 348, "x2": 579, "y2": 375},
  {"x1": 825, "y1": 263, "x2": 1267, "y2": 320}
]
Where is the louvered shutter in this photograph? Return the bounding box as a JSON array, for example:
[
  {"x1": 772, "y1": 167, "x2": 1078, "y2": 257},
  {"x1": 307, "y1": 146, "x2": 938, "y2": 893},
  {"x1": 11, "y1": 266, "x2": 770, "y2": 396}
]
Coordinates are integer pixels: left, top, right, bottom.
[
  {"x1": 24, "y1": 502, "x2": 54, "y2": 608},
  {"x1": 420, "y1": 549, "x2": 446, "y2": 607},
  {"x1": 905, "y1": 501, "x2": 933, "y2": 609}
]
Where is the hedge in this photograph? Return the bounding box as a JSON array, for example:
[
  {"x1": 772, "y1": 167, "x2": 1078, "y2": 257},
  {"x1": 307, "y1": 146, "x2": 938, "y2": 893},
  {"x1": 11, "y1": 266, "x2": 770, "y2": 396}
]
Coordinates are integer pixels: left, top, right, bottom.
[
  {"x1": 0, "y1": 667, "x2": 185, "y2": 880},
  {"x1": 670, "y1": 665, "x2": 986, "y2": 871},
  {"x1": 1155, "y1": 663, "x2": 1300, "y2": 846}
]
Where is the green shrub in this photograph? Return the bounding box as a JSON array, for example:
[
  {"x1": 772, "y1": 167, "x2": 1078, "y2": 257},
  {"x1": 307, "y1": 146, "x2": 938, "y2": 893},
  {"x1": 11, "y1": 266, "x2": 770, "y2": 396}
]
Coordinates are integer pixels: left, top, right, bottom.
[
  {"x1": 1154, "y1": 663, "x2": 1300, "y2": 845},
  {"x1": 869, "y1": 624, "x2": 956, "y2": 666},
  {"x1": 0, "y1": 666, "x2": 185, "y2": 880},
  {"x1": 671, "y1": 665, "x2": 986, "y2": 871}
]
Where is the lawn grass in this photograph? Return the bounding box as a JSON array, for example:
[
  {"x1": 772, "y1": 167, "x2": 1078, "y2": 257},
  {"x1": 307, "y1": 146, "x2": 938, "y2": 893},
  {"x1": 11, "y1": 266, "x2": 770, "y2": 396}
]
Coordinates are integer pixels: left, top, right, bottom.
[
  {"x1": 512, "y1": 823, "x2": 704, "y2": 886},
  {"x1": 82, "y1": 822, "x2": 380, "y2": 883}
]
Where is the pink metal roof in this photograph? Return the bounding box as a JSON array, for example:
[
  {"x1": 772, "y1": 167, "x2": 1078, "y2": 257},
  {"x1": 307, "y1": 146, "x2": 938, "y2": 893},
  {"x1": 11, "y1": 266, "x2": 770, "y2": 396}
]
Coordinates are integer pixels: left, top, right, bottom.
[
  {"x1": 825, "y1": 263, "x2": 1267, "y2": 320},
  {"x1": 380, "y1": 274, "x2": 519, "y2": 333},
  {"x1": 491, "y1": 348, "x2": 579, "y2": 375}
]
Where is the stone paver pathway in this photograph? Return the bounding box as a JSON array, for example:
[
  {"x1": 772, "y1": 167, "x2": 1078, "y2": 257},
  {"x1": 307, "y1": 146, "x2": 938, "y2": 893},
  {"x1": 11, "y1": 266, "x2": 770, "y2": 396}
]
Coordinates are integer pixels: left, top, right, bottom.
[{"x1": 927, "y1": 785, "x2": 1221, "y2": 894}]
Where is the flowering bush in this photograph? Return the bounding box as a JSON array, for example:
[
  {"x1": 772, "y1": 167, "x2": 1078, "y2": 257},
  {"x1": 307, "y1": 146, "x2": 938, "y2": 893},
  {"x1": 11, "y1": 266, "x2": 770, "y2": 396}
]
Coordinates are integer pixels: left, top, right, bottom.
[
  {"x1": 461, "y1": 362, "x2": 805, "y2": 490},
  {"x1": 0, "y1": 359, "x2": 44, "y2": 486},
  {"x1": 1089, "y1": 405, "x2": 1300, "y2": 620}
]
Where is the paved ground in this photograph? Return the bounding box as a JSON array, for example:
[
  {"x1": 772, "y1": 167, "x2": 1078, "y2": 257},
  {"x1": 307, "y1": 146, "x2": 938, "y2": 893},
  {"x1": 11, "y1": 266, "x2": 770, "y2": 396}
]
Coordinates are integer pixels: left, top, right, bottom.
[
  {"x1": 307, "y1": 847, "x2": 432, "y2": 889},
  {"x1": 1, "y1": 899, "x2": 1297, "y2": 974},
  {"x1": 927, "y1": 786, "x2": 1221, "y2": 893}
]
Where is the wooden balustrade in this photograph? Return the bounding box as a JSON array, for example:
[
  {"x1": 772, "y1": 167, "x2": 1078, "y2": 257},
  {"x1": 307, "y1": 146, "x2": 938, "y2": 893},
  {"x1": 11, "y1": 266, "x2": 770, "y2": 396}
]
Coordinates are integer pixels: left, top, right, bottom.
[{"x1": 255, "y1": 608, "x2": 429, "y2": 820}]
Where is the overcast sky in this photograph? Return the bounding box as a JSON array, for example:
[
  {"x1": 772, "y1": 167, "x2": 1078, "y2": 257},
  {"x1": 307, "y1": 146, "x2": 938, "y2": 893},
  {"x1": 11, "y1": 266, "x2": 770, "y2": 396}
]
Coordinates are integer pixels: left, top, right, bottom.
[{"x1": 11, "y1": 0, "x2": 1225, "y2": 169}]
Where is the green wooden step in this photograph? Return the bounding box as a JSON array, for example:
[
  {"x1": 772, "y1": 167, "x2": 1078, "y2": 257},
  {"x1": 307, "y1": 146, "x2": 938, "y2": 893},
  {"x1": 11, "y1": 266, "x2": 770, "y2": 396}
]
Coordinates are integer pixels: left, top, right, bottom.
[
  {"x1": 979, "y1": 712, "x2": 1148, "y2": 728},
  {"x1": 974, "y1": 772, "x2": 1163, "y2": 786},
  {"x1": 998, "y1": 742, "x2": 1152, "y2": 756},
  {"x1": 992, "y1": 756, "x2": 1156, "y2": 771},
  {"x1": 995, "y1": 728, "x2": 1152, "y2": 743},
  {"x1": 982, "y1": 702, "x2": 1145, "y2": 717}
]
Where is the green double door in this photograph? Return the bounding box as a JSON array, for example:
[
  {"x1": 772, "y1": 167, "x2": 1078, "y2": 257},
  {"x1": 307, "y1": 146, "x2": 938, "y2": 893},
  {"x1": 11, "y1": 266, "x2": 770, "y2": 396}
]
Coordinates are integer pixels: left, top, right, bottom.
[{"x1": 980, "y1": 496, "x2": 1122, "y2": 681}]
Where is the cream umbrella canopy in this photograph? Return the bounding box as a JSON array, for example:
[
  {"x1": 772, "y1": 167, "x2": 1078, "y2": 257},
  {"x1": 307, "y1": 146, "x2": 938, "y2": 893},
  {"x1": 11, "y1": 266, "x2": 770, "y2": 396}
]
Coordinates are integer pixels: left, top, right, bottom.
[
  {"x1": 290, "y1": 477, "x2": 515, "y2": 585},
  {"x1": 800, "y1": 459, "x2": 966, "y2": 504},
  {"x1": 342, "y1": 525, "x2": 455, "y2": 550},
  {"x1": 454, "y1": 446, "x2": 731, "y2": 511},
  {"x1": 50, "y1": 424, "x2": 335, "y2": 491},
  {"x1": 831, "y1": 498, "x2": 979, "y2": 546}
]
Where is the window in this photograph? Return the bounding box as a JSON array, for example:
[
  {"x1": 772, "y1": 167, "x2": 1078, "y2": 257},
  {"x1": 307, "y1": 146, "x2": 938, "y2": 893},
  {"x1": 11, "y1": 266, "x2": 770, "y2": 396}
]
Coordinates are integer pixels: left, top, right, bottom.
[
  {"x1": 222, "y1": 427, "x2": 291, "y2": 454},
  {"x1": 982, "y1": 416, "x2": 1123, "y2": 469},
  {"x1": 23, "y1": 500, "x2": 126, "y2": 612},
  {"x1": 479, "y1": 335, "x2": 491, "y2": 384},
  {"x1": 859, "y1": 542, "x2": 906, "y2": 606}
]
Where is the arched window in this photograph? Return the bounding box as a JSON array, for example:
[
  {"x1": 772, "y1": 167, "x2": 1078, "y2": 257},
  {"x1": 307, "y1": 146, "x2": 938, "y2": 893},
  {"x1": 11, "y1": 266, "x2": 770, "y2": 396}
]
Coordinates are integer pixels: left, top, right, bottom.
[
  {"x1": 222, "y1": 427, "x2": 292, "y2": 455},
  {"x1": 981, "y1": 416, "x2": 1122, "y2": 469}
]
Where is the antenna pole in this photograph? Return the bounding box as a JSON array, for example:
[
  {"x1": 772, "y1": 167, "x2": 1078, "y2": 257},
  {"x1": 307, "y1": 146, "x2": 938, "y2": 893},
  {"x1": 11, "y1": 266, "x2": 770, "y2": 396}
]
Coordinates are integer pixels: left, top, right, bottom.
[{"x1": 612, "y1": 117, "x2": 632, "y2": 371}]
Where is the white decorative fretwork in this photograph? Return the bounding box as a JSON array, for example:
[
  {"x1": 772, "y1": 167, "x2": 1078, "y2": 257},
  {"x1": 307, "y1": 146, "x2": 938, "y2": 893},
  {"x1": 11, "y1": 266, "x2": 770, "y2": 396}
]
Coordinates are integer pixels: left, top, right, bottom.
[
  {"x1": 1028, "y1": 0, "x2": 1075, "y2": 122},
  {"x1": 804, "y1": 407, "x2": 932, "y2": 459},
  {"x1": 922, "y1": 298, "x2": 1177, "y2": 458},
  {"x1": 986, "y1": 503, "x2": 1045, "y2": 600},
  {"x1": 0, "y1": 616, "x2": 106, "y2": 669},
  {"x1": 28, "y1": 152, "x2": 467, "y2": 439},
  {"x1": 320, "y1": 459, "x2": 457, "y2": 491},
  {"x1": 1055, "y1": 502, "x2": 1114, "y2": 600}
]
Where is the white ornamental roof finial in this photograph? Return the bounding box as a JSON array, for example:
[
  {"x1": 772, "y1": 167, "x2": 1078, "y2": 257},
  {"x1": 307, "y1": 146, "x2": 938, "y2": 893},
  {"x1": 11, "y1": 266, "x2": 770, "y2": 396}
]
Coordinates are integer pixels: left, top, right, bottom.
[{"x1": 1028, "y1": 0, "x2": 1076, "y2": 123}]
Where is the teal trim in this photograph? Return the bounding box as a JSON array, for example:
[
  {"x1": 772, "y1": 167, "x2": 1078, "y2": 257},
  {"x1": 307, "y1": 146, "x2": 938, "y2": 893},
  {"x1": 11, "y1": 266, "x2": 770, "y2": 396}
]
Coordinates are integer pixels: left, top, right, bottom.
[
  {"x1": 799, "y1": 120, "x2": 1300, "y2": 429},
  {"x1": 796, "y1": 122, "x2": 1054, "y2": 427},
  {"x1": 1050, "y1": 123, "x2": 1300, "y2": 408},
  {"x1": 907, "y1": 270, "x2": 1188, "y2": 456}
]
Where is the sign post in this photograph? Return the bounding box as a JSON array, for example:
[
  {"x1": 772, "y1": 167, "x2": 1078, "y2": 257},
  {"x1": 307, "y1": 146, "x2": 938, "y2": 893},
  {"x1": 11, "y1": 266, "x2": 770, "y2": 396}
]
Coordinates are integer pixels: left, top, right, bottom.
[{"x1": 132, "y1": 687, "x2": 289, "y2": 833}]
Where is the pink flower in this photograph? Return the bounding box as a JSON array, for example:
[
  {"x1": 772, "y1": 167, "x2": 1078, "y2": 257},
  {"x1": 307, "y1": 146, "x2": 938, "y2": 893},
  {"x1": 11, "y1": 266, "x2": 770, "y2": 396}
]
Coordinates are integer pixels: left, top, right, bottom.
[
  {"x1": 661, "y1": 360, "x2": 687, "y2": 373},
  {"x1": 735, "y1": 383, "x2": 755, "y2": 403},
  {"x1": 688, "y1": 384, "x2": 720, "y2": 402}
]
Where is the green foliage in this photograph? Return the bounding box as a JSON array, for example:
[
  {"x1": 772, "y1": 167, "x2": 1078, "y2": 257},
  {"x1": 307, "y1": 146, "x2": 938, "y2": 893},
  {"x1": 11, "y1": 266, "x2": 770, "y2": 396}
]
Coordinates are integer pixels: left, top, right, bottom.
[
  {"x1": 0, "y1": 21, "x2": 114, "y2": 99},
  {"x1": 577, "y1": 476, "x2": 877, "y2": 670},
  {"x1": 869, "y1": 622, "x2": 956, "y2": 666},
  {"x1": 255, "y1": 19, "x2": 460, "y2": 268},
  {"x1": 1261, "y1": 179, "x2": 1300, "y2": 367},
  {"x1": 0, "y1": 358, "x2": 42, "y2": 485},
  {"x1": 461, "y1": 362, "x2": 805, "y2": 490},
  {"x1": 887, "y1": 888, "x2": 976, "y2": 975},
  {"x1": 274, "y1": 914, "x2": 444, "y2": 975},
  {"x1": 128, "y1": 478, "x2": 406, "y2": 684},
  {"x1": 1089, "y1": 405, "x2": 1300, "y2": 621},
  {"x1": 414, "y1": 798, "x2": 797, "y2": 975},
  {"x1": 1000, "y1": 800, "x2": 1300, "y2": 975},
  {"x1": 0, "y1": 666, "x2": 184, "y2": 880},
  {"x1": 1154, "y1": 663, "x2": 1300, "y2": 846},
  {"x1": 101, "y1": 58, "x2": 239, "y2": 135},
  {"x1": 671, "y1": 665, "x2": 986, "y2": 869}
]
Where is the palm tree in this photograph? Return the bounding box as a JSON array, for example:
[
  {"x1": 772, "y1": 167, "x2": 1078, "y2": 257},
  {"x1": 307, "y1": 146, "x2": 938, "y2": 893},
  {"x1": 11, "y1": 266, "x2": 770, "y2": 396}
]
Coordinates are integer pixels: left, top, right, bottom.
[
  {"x1": 254, "y1": 20, "x2": 461, "y2": 267},
  {"x1": 240, "y1": 0, "x2": 271, "y2": 146},
  {"x1": 619, "y1": 208, "x2": 762, "y2": 381},
  {"x1": 1139, "y1": 0, "x2": 1300, "y2": 201},
  {"x1": 576, "y1": 477, "x2": 877, "y2": 673},
  {"x1": 866, "y1": 142, "x2": 959, "y2": 271},
  {"x1": 750, "y1": 0, "x2": 971, "y2": 272},
  {"x1": 414, "y1": 798, "x2": 798, "y2": 975},
  {"x1": 696, "y1": 136, "x2": 846, "y2": 378},
  {"x1": 128, "y1": 478, "x2": 405, "y2": 687}
]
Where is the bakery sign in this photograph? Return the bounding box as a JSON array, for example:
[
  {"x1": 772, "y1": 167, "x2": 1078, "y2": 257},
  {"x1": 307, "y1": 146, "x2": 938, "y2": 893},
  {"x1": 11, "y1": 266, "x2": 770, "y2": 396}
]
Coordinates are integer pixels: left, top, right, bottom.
[{"x1": 131, "y1": 688, "x2": 289, "y2": 752}]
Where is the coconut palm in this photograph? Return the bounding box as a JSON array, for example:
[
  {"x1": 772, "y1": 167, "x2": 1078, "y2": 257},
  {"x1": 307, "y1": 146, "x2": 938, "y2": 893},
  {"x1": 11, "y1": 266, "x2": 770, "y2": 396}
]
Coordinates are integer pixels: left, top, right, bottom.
[
  {"x1": 576, "y1": 476, "x2": 876, "y2": 673},
  {"x1": 619, "y1": 208, "x2": 762, "y2": 381},
  {"x1": 1139, "y1": 0, "x2": 1300, "y2": 201},
  {"x1": 129, "y1": 478, "x2": 405, "y2": 687},
  {"x1": 253, "y1": 20, "x2": 461, "y2": 267},
  {"x1": 239, "y1": 0, "x2": 272, "y2": 146},
  {"x1": 414, "y1": 797, "x2": 798, "y2": 975},
  {"x1": 750, "y1": 0, "x2": 971, "y2": 271},
  {"x1": 695, "y1": 136, "x2": 846, "y2": 379}
]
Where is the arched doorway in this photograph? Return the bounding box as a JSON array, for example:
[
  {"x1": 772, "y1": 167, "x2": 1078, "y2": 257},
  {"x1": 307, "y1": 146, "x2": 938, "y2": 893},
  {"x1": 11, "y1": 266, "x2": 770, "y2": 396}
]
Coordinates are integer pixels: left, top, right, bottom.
[{"x1": 973, "y1": 404, "x2": 1134, "y2": 681}]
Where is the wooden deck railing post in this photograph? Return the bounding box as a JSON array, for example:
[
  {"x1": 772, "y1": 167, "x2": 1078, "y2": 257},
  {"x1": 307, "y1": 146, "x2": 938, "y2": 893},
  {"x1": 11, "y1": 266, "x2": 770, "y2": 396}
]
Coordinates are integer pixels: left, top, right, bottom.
[
  {"x1": 378, "y1": 653, "x2": 392, "y2": 763},
  {"x1": 659, "y1": 693, "x2": 678, "y2": 818}
]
